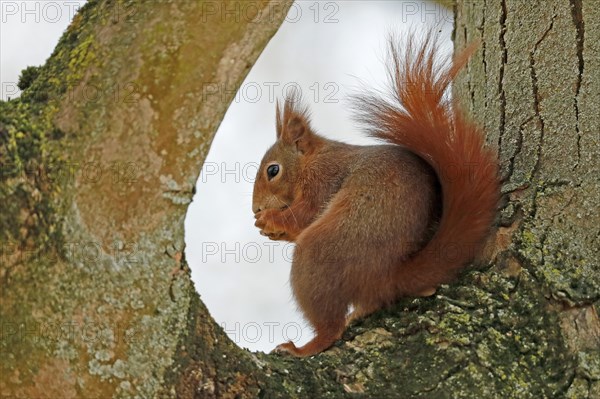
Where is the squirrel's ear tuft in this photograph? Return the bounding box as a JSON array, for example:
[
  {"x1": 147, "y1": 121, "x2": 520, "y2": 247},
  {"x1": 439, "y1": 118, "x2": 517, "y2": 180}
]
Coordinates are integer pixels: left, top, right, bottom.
[
  {"x1": 276, "y1": 92, "x2": 315, "y2": 154},
  {"x1": 275, "y1": 101, "x2": 283, "y2": 139}
]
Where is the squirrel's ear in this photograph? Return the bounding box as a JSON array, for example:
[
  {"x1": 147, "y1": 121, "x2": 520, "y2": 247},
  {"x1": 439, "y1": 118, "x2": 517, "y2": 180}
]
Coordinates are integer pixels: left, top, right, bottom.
[
  {"x1": 285, "y1": 116, "x2": 314, "y2": 154},
  {"x1": 285, "y1": 116, "x2": 306, "y2": 142}
]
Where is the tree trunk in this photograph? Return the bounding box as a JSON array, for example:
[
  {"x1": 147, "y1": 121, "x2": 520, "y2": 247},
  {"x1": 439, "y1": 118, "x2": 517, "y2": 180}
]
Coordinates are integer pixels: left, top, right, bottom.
[
  {"x1": 1, "y1": 0, "x2": 598, "y2": 398},
  {"x1": 453, "y1": 0, "x2": 600, "y2": 397}
]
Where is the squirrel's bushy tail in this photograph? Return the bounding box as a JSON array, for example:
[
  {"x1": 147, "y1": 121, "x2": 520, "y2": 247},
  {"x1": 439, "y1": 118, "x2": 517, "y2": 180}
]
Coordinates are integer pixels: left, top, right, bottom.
[{"x1": 353, "y1": 30, "x2": 500, "y2": 295}]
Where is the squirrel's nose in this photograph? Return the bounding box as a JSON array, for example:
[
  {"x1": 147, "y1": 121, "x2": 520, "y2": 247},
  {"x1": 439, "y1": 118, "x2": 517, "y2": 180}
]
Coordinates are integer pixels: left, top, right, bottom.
[{"x1": 253, "y1": 205, "x2": 262, "y2": 215}]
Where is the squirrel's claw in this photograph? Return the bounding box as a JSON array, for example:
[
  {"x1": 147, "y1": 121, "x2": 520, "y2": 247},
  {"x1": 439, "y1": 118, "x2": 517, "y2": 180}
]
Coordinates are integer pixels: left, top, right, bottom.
[{"x1": 260, "y1": 229, "x2": 286, "y2": 240}]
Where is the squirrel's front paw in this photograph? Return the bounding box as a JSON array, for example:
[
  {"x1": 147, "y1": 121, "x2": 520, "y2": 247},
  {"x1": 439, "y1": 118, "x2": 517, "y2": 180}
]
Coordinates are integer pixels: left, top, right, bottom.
[{"x1": 254, "y1": 209, "x2": 286, "y2": 240}]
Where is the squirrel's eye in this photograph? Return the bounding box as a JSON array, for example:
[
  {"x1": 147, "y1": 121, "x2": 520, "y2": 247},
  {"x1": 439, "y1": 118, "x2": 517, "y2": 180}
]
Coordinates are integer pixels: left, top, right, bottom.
[{"x1": 267, "y1": 164, "x2": 280, "y2": 180}]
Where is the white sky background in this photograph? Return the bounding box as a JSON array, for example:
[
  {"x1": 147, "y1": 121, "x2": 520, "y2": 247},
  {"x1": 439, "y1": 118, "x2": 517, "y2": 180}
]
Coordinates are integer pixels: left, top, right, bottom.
[{"x1": 1, "y1": 1, "x2": 453, "y2": 353}]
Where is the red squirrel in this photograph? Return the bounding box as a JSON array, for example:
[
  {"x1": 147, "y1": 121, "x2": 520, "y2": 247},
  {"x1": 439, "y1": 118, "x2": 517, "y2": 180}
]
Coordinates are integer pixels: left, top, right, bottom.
[{"x1": 252, "y1": 31, "x2": 499, "y2": 357}]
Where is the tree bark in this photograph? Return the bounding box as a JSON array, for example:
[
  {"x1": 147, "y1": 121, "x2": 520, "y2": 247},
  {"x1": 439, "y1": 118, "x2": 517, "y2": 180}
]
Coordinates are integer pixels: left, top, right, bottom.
[
  {"x1": 453, "y1": 0, "x2": 600, "y2": 397},
  {"x1": 1, "y1": 0, "x2": 598, "y2": 398}
]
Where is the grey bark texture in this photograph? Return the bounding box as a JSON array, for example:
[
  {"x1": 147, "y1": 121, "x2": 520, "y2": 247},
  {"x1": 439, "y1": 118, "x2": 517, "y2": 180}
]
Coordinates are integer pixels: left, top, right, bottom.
[
  {"x1": 454, "y1": 0, "x2": 599, "y2": 397},
  {"x1": 1, "y1": 0, "x2": 598, "y2": 398}
]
